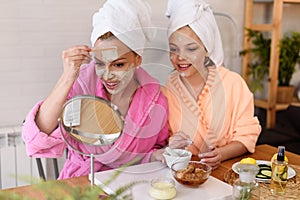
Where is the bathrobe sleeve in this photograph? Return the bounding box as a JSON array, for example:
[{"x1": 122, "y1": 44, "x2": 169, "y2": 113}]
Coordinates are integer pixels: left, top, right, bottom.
[{"x1": 22, "y1": 100, "x2": 66, "y2": 158}]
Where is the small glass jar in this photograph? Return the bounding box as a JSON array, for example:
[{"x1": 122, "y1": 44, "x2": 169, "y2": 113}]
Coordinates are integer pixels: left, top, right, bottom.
[
  {"x1": 232, "y1": 164, "x2": 260, "y2": 200},
  {"x1": 149, "y1": 177, "x2": 176, "y2": 200}
]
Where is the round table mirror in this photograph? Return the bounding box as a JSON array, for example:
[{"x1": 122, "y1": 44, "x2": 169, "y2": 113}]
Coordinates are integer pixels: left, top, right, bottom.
[{"x1": 58, "y1": 95, "x2": 124, "y2": 186}]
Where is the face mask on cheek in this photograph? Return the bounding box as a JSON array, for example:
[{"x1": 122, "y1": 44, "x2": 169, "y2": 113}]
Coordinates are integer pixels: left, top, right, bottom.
[
  {"x1": 101, "y1": 65, "x2": 135, "y2": 95},
  {"x1": 95, "y1": 67, "x2": 105, "y2": 77},
  {"x1": 95, "y1": 65, "x2": 115, "y2": 79}
]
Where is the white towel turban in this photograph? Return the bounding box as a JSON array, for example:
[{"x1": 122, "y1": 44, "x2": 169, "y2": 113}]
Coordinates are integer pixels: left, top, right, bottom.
[
  {"x1": 166, "y1": 0, "x2": 224, "y2": 67},
  {"x1": 91, "y1": 0, "x2": 154, "y2": 56}
]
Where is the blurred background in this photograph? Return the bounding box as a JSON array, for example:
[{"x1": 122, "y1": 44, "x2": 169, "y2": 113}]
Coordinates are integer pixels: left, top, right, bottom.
[{"x1": 0, "y1": 0, "x2": 299, "y2": 189}]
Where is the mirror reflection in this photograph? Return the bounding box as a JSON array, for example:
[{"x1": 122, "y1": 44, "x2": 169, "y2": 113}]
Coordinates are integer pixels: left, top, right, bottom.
[{"x1": 60, "y1": 95, "x2": 124, "y2": 147}]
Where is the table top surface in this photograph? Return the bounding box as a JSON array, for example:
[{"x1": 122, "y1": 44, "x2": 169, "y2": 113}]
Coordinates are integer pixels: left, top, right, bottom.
[{"x1": 2, "y1": 144, "x2": 300, "y2": 199}]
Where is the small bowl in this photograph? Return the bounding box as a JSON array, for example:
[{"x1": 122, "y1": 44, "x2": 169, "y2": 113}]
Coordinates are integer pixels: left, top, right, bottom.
[
  {"x1": 163, "y1": 149, "x2": 192, "y2": 168},
  {"x1": 149, "y1": 177, "x2": 176, "y2": 200},
  {"x1": 171, "y1": 161, "x2": 212, "y2": 187}
]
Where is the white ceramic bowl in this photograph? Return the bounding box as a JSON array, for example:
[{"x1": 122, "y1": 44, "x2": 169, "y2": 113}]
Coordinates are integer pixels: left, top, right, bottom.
[{"x1": 163, "y1": 148, "x2": 192, "y2": 168}]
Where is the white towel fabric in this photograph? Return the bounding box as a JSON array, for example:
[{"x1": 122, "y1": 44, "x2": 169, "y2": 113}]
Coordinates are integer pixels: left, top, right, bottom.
[
  {"x1": 166, "y1": 0, "x2": 224, "y2": 67},
  {"x1": 91, "y1": 0, "x2": 154, "y2": 56}
]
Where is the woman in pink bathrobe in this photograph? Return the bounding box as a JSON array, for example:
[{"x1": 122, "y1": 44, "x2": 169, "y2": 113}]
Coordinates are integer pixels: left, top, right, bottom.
[
  {"x1": 162, "y1": 0, "x2": 261, "y2": 170},
  {"x1": 22, "y1": 0, "x2": 168, "y2": 179}
]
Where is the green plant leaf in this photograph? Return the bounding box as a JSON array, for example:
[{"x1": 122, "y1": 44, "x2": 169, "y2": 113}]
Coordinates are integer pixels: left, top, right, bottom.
[
  {"x1": 240, "y1": 29, "x2": 300, "y2": 91},
  {"x1": 0, "y1": 159, "x2": 145, "y2": 200}
]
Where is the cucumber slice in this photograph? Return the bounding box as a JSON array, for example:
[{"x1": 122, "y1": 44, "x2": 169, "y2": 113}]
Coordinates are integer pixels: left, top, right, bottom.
[
  {"x1": 260, "y1": 169, "x2": 272, "y2": 178},
  {"x1": 256, "y1": 165, "x2": 272, "y2": 179},
  {"x1": 256, "y1": 174, "x2": 270, "y2": 179},
  {"x1": 258, "y1": 164, "x2": 271, "y2": 169}
]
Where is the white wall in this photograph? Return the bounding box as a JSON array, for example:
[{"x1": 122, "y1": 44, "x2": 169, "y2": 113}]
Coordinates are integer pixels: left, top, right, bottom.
[
  {"x1": 0, "y1": 0, "x2": 299, "y2": 127},
  {"x1": 0, "y1": 0, "x2": 104, "y2": 126}
]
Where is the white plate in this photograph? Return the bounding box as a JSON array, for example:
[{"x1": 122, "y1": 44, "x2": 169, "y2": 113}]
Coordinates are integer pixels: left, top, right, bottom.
[{"x1": 232, "y1": 160, "x2": 296, "y2": 182}]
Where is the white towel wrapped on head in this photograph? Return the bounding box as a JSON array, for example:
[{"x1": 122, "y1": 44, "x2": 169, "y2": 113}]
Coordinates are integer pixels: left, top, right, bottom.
[
  {"x1": 166, "y1": 0, "x2": 224, "y2": 67},
  {"x1": 91, "y1": 0, "x2": 154, "y2": 56}
]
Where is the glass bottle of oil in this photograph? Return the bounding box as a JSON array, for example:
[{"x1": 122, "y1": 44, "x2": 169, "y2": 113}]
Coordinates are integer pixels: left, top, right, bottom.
[{"x1": 270, "y1": 146, "x2": 288, "y2": 195}]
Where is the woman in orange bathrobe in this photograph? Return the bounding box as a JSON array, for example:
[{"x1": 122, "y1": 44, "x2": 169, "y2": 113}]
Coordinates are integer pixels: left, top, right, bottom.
[{"x1": 162, "y1": 0, "x2": 261, "y2": 169}]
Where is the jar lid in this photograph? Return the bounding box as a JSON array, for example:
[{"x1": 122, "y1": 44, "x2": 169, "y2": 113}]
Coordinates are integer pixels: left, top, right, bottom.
[{"x1": 236, "y1": 164, "x2": 259, "y2": 183}]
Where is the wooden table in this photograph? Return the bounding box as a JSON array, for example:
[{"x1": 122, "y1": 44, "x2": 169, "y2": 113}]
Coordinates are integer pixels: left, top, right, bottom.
[
  {"x1": 2, "y1": 144, "x2": 300, "y2": 199},
  {"x1": 212, "y1": 144, "x2": 300, "y2": 181}
]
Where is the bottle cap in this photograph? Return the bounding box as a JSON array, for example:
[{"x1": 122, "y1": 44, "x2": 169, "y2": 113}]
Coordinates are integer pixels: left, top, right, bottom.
[{"x1": 277, "y1": 146, "x2": 285, "y2": 161}]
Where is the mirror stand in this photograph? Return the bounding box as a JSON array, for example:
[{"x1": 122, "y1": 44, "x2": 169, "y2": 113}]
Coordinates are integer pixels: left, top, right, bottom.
[{"x1": 90, "y1": 153, "x2": 95, "y2": 188}]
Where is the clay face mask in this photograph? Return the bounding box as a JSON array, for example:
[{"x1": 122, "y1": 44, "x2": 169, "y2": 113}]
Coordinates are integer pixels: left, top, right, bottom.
[
  {"x1": 92, "y1": 46, "x2": 135, "y2": 94},
  {"x1": 101, "y1": 47, "x2": 118, "y2": 63},
  {"x1": 102, "y1": 65, "x2": 135, "y2": 95},
  {"x1": 93, "y1": 46, "x2": 119, "y2": 76},
  {"x1": 177, "y1": 36, "x2": 183, "y2": 42},
  {"x1": 95, "y1": 67, "x2": 105, "y2": 77},
  {"x1": 91, "y1": 46, "x2": 119, "y2": 63}
]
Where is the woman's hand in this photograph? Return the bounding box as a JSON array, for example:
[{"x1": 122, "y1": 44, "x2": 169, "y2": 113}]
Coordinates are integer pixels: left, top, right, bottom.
[
  {"x1": 35, "y1": 45, "x2": 91, "y2": 134},
  {"x1": 150, "y1": 149, "x2": 166, "y2": 162},
  {"x1": 198, "y1": 146, "x2": 221, "y2": 170},
  {"x1": 62, "y1": 45, "x2": 91, "y2": 82},
  {"x1": 168, "y1": 131, "x2": 193, "y2": 149}
]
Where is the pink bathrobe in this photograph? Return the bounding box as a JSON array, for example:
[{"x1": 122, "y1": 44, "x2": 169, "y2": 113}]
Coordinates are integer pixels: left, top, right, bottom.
[{"x1": 22, "y1": 63, "x2": 168, "y2": 179}]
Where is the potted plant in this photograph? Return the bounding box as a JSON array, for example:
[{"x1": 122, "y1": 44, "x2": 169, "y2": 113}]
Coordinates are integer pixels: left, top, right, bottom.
[
  {"x1": 277, "y1": 32, "x2": 300, "y2": 103},
  {"x1": 240, "y1": 29, "x2": 300, "y2": 103}
]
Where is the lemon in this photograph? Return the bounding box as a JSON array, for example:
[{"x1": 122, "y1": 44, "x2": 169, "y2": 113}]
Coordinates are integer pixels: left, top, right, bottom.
[
  {"x1": 271, "y1": 153, "x2": 288, "y2": 163},
  {"x1": 240, "y1": 157, "x2": 256, "y2": 165}
]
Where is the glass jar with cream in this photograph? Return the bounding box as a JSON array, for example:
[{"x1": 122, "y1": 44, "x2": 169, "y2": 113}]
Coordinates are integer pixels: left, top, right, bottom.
[{"x1": 149, "y1": 177, "x2": 176, "y2": 200}]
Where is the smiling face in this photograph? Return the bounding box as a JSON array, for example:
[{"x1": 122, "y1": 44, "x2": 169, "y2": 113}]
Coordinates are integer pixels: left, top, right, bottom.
[
  {"x1": 169, "y1": 26, "x2": 207, "y2": 78},
  {"x1": 93, "y1": 36, "x2": 141, "y2": 94}
]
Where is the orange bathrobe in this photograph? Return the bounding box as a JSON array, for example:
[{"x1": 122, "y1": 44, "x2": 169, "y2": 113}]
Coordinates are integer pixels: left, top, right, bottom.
[{"x1": 163, "y1": 66, "x2": 261, "y2": 155}]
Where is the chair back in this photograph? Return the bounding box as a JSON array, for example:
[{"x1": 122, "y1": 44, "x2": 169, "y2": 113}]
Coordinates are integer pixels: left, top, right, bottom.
[{"x1": 36, "y1": 158, "x2": 59, "y2": 180}]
